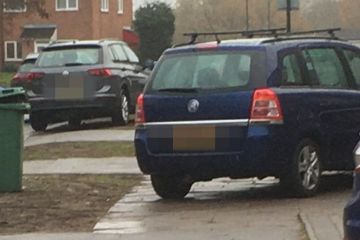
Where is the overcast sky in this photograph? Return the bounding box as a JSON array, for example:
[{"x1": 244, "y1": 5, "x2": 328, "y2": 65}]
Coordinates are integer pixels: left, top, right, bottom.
[{"x1": 133, "y1": 0, "x2": 176, "y2": 11}]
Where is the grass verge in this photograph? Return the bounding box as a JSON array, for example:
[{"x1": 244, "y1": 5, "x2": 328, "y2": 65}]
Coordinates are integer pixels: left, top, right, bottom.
[
  {"x1": 0, "y1": 72, "x2": 14, "y2": 87},
  {"x1": 0, "y1": 174, "x2": 142, "y2": 234},
  {"x1": 24, "y1": 141, "x2": 135, "y2": 161}
]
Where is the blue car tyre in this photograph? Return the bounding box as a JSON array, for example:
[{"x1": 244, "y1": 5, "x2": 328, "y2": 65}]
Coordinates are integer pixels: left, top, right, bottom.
[{"x1": 151, "y1": 175, "x2": 193, "y2": 199}]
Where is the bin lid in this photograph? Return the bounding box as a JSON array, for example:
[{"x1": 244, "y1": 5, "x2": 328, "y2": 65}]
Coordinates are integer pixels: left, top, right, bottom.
[
  {"x1": 0, "y1": 103, "x2": 30, "y2": 111},
  {"x1": 0, "y1": 88, "x2": 25, "y2": 98}
]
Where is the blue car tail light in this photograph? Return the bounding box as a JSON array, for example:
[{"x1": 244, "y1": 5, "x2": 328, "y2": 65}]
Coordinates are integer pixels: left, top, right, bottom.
[{"x1": 250, "y1": 88, "x2": 283, "y2": 124}]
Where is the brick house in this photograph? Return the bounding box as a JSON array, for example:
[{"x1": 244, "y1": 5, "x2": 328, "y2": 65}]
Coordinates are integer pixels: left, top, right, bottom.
[{"x1": 1, "y1": 0, "x2": 133, "y2": 70}]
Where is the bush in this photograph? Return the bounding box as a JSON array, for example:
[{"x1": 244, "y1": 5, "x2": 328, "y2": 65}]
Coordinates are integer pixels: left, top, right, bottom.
[
  {"x1": 134, "y1": 2, "x2": 175, "y2": 62},
  {"x1": 3, "y1": 63, "x2": 19, "y2": 72}
]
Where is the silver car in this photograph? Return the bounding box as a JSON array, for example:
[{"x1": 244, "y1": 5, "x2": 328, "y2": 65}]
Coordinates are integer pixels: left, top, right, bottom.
[{"x1": 26, "y1": 40, "x2": 148, "y2": 131}]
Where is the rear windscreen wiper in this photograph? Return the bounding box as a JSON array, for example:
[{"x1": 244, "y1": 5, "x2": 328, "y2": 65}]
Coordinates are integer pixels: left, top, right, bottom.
[
  {"x1": 113, "y1": 60, "x2": 129, "y2": 63},
  {"x1": 158, "y1": 88, "x2": 199, "y2": 93},
  {"x1": 64, "y1": 62, "x2": 85, "y2": 66}
]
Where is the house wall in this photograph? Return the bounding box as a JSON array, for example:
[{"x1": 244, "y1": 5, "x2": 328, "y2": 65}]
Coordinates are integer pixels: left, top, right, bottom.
[
  {"x1": 92, "y1": 0, "x2": 133, "y2": 40},
  {"x1": 3, "y1": 0, "x2": 94, "y2": 42},
  {"x1": 2, "y1": 0, "x2": 133, "y2": 68}
]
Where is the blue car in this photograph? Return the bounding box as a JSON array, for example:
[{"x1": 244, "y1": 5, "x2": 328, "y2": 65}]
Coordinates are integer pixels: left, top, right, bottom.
[
  {"x1": 344, "y1": 143, "x2": 360, "y2": 240},
  {"x1": 134, "y1": 29, "x2": 360, "y2": 199}
]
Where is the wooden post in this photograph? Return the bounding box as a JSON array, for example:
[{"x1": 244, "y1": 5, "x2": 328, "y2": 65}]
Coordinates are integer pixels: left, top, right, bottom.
[
  {"x1": 245, "y1": 0, "x2": 249, "y2": 31},
  {"x1": 286, "y1": 0, "x2": 291, "y2": 33}
]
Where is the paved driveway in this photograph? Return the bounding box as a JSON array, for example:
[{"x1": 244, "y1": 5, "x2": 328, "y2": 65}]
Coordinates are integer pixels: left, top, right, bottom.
[
  {"x1": 23, "y1": 119, "x2": 134, "y2": 147},
  {"x1": 94, "y1": 175, "x2": 350, "y2": 240}
]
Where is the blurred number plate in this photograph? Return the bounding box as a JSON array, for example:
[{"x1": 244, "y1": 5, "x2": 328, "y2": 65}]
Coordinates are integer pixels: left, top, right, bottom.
[
  {"x1": 173, "y1": 126, "x2": 215, "y2": 151},
  {"x1": 55, "y1": 77, "x2": 84, "y2": 100}
]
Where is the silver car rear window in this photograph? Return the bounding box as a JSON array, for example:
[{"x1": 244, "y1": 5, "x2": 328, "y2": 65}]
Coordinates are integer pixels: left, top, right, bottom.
[{"x1": 37, "y1": 47, "x2": 101, "y2": 67}]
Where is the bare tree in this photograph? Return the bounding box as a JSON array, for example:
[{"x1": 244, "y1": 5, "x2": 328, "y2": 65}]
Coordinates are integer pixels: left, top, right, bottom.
[
  {"x1": 174, "y1": 0, "x2": 314, "y2": 44},
  {"x1": 174, "y1": 0, "x2": 249, "y2": 43},
  {"x1": 303, "y1": 0, "x2": 340, "y2": 29},
  {"x1": 174, "y1": 0, "x2": 360, "y2": 41},
  {"x1": 341, "y1": 0, "x2": 360, "y2": 30}
]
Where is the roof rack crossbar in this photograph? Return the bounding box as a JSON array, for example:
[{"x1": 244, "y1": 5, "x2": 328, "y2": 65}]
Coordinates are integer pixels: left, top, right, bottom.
[
  {"x1": 183, "y1": 28, "x2": 286, "y2": 44},
  {"x1": 174, "y1": 27, "x2": 342, "y2": 48}
]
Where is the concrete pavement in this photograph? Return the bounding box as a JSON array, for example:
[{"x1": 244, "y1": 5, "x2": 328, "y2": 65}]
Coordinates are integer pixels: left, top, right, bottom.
[
  {"x1": 23, "y1": 117, "x2": 135, "y2": 147},
  {"x1": 299, "y1": 212, "x2": 343, "y2": 240},
  {"x1": 23, "y1": 157, "x2": 141, "y2": 175},
  {"x1": 0, "y1": 233, "x2": 124, "y2": 240},
  {"x1": 0, "y1": 231, "x2": 314, "y2": 240},
  {"x1": 296, "y1": 187, "x2": 346, "y2": 240},
  {"x1": 0, "y1": 233, "x2": 220, "y2": 240},
  {"x1": 23, "y1": 123, "x2": 33, "y2": 142}
]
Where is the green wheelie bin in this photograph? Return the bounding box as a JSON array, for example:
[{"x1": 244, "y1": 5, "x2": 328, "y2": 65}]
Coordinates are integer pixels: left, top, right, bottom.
[{"x1": 0, "y1": 87, "x2": 29, "y2": 192}]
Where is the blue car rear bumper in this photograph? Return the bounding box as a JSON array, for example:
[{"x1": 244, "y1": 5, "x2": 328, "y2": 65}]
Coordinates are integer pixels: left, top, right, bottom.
[{"x1": 135, "y1": 125, "x2": 294, "y2": 180}]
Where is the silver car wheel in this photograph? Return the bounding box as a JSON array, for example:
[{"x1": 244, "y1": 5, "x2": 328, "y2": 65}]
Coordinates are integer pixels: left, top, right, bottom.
[{"x1": 121, "y1": 94, "x2": 129, "y2": 122}]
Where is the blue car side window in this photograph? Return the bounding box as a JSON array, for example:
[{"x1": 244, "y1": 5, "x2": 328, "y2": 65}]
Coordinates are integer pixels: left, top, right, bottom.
[
  {"x1": 343, "y1": 49, "x2": 360, "y2": 88},
  {"x1": 302, "y1": 48, "x2": 348, "y2": 88},
  {"x1": 281, "y1": 54, "x2": 303, "y2": 86}
]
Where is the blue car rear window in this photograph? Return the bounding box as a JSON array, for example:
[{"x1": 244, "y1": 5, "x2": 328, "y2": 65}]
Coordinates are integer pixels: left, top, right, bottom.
[{"x1": 148, "y1": 50, "x2": 266, "y2": 92}]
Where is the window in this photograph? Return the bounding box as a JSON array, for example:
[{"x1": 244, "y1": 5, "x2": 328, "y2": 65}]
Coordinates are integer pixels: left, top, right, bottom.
[
  {"x1": 222, "y1": 54, "x2": 251, "y2": 87},
  {"x1": 122, "y1": 45, "x2": 139, "y2": 63},
  {"x1": 109, "y1": 45, "x2": 128, "y2": 62},
  {"x1": 37, "y1": 47, "x2": 100, "y2": 67},
  {"x1": 101, "y1": 0, "x2": 109, "y2": 12},
  {"x1": 343, "y1": 49, "x2": 360, "y2": 87},
  {"x1": 34, "y1": 41, "x2": 50, "y2": 53},
  {"x1": 302, "y1": 48, "x2": 348, "y2": 88},
  {"x1": 118, "y1": 0, "x2": 123, "y2": 14},
  {"x1": 3, "y1": 0, "x2": 26, "y2": 13},
  {"x1": 4, "y1": 41, "x2": 22, "y2": 61},
  {"x1": 281, "y1": 54, "x2": 303, "y2": 85},
  {"x1": 56, "y1": 0, "x2": 78, "y2": 11},
  {"x1": 19, "y1": 61, "x2": 36, "y2": 72},
  {"x1": 150, "y1": 51, "x2": 263, "y2": 91}
]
